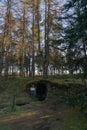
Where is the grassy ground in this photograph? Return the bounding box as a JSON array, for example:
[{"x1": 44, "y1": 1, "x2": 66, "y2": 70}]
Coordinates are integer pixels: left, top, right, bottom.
[{"x1": 0, "y1": 77, "x2": 87, "y2": 130}]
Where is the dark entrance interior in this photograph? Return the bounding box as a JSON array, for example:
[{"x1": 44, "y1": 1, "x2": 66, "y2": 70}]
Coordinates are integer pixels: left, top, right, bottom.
[{"x1": 36, "y1": 82, "x2": 47, "y2": 101}]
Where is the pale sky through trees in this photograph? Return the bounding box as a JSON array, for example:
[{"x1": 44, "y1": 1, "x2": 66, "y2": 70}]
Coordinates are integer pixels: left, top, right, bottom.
[{"x1": 1, "y1": 0, "x2": 86, "y2": 77}]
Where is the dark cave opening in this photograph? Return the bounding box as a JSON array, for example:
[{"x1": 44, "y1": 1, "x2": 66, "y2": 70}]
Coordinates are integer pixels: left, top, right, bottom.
[{"x1": 36, "y1": 82, "x2": 47, "y2": 101}]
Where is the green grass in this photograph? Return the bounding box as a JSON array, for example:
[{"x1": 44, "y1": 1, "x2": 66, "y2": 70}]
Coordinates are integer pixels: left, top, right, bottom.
[{"x1": 0, "y1": 124, "x2": 12, "y2": 130}]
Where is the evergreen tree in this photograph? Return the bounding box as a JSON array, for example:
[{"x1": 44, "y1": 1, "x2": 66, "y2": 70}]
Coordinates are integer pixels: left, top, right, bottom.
[{"x1": 63, "y1": 0, "x2": 87, "y2": 75}]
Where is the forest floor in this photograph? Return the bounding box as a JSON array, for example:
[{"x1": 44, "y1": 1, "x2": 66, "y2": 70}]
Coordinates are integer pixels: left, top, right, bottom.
[
  {"x1": 0, "y1": 92, "x2": 87, "y2": 130},
  {"x1": 0, "y1": 77, "x2": 87, "y2": 130}
]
